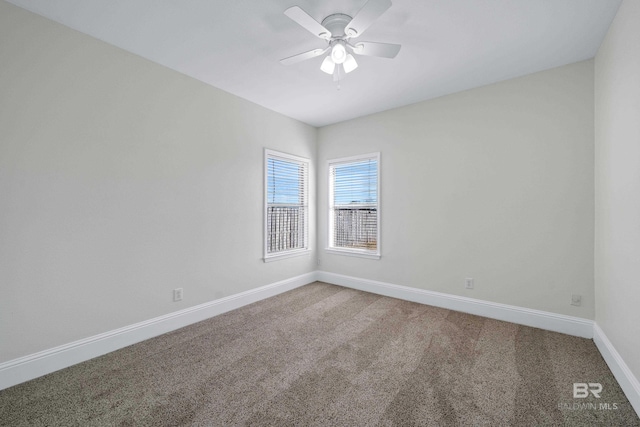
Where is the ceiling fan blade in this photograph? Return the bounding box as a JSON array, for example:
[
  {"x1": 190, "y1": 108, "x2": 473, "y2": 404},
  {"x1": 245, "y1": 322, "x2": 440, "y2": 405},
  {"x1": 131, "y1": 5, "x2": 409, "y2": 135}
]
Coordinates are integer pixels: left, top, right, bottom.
[
  {"x1": 352, "y1": 41, "x2": 401, "y2": 58},
  {"x1": 345, "y1": 0, "x2": 392, "y2": 38},
  {"x1": 284, "y1": 6, "x2": 332, "y2": 40},
  {"x1": 280, "y1": 47, "x2": 329, "y2": 66}
]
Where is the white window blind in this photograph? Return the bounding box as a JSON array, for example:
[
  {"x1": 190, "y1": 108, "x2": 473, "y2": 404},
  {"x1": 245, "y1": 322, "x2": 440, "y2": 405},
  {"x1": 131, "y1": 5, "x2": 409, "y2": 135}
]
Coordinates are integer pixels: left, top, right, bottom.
[
  {"x1": 264, "y1": 149, "x2": 309, "y2": 260},
  {"x1": 328, "y1": 153, "x2": 380, "y2": 258}
]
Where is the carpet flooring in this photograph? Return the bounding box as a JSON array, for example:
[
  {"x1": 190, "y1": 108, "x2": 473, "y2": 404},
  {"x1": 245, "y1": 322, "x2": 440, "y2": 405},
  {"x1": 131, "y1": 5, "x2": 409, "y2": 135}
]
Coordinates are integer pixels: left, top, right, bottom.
[{"x1": 1, "y1": 282, "x2": 638, "y2": 426}]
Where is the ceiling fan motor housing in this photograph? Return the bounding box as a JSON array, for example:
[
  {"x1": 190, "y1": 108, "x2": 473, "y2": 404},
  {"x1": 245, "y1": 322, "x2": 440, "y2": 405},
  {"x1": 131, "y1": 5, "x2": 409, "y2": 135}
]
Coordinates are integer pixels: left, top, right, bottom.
[{"x1": 321, "y1": 13, "x2": 353, "y2": 39}]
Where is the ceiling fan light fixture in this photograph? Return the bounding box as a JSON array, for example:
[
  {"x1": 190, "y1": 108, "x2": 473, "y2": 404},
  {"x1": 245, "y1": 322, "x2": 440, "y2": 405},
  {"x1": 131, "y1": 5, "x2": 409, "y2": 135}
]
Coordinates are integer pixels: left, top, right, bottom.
[
  {"x1": 330, "y1": 41, "x2": 347, "y2": 64},
  {"x1": 343, "y1": 54, "x2": 358, "y2": 73},
  {"x1": 320, "y1": 56, "x2": 336, "y2": 74},
  {"x1": 346, "y1": 28, "x2": 358, "y2": 37}
]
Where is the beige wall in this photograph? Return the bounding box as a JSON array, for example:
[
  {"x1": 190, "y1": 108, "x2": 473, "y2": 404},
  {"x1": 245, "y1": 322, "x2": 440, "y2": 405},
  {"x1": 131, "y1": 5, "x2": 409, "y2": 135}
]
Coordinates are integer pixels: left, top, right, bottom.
[
  {"x1": 595, "y1": 0, "x2": 640, "y2": 379},
  {"x1": 0, "y1": 1, "x2": 316, "y2": 362},
  {"x1": 318, "y1": 60, "x2": 595, "y2": 318}
]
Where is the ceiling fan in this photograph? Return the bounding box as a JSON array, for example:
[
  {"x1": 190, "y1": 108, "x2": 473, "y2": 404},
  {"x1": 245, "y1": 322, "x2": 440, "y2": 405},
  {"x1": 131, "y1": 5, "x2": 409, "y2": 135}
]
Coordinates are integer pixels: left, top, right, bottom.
[{"x1": 280, "y1": 0, "x2": 401, "y2": 81}]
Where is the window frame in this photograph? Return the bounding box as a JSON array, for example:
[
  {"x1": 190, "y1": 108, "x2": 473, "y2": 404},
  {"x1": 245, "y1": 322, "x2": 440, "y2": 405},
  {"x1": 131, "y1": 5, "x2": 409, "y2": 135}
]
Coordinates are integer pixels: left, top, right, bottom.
[
  {"x1": 263, "y1": 149, "x2": 310, "y2": 262},
  {"x1": 326, "y1": 152, "x2": 381, "y2": 260}
]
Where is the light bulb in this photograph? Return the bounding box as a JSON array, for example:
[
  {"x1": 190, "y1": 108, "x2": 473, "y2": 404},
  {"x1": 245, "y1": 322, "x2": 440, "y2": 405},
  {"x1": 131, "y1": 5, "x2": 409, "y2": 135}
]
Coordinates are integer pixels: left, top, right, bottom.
[
  {"x1": 331, "y1": 42, "x2": 347, "y2": 64},
  {"x1": 320, "y1": 56, "x2": 336, "y2": 74},
  {"x1": 343, "y1": 54, "x2": 358, "y2": 73}
]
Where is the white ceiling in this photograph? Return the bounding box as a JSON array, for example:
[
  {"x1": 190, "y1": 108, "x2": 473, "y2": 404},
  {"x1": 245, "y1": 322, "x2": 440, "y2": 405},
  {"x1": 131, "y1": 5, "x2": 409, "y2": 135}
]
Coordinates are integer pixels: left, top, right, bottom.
[{"x1": 7, "y1": 0, "x2": 621, "y2": 127}]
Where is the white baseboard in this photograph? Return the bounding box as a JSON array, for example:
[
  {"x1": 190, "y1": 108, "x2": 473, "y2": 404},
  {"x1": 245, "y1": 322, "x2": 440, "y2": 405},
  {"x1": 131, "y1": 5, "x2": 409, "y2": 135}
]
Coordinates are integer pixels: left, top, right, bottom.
[
  {"x1": 0, "y1": 272, "x2": 317, "y2": 391},
  {"x1": 7, "y1": 269, "x2": 638, "y2": 419},
  {"x1": 317, "y1": 271, "x2": 594, "y2": 338},
  {"x1": 593, "y1": 324, "x2": 640, "y2": 416}
]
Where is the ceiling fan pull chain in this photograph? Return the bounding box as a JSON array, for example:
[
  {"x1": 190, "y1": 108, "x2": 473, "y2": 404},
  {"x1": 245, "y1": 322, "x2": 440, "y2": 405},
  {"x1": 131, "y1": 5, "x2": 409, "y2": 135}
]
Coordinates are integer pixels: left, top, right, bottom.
[{"x1": 334, "y1": 65, "x2": 344, "y2": 90}]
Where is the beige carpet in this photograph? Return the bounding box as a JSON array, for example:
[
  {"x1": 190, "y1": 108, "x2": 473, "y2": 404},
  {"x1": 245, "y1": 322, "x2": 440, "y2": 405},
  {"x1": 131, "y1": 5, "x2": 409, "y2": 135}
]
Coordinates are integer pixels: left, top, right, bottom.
[{"x1": 1, "y1": 282, "x2": 638, "y2": 426}]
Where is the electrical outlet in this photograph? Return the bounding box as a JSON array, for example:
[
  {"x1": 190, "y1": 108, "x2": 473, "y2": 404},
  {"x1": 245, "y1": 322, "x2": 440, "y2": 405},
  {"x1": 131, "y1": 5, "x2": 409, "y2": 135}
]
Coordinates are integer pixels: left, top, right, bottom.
[
  {"x1": 173, "y1": 288, "x2": 183, "y2": 302},
  {"x1": 317, "y1": 258, "x2": 321, "y2": 266},
  {"x1": 465, "y1": 278, "x2": 474, "y2": 289},
  {"x1": 571, "y1": 294, "x2": 582, "y2": 306}
]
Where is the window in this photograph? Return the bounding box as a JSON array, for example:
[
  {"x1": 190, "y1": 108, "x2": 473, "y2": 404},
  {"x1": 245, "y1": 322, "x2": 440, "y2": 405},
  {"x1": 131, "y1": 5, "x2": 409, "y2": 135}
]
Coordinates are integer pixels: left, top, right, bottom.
[
  {"x1": 264, "y1": 149, "x2": 309, "y2": 261},
  {"x1": 328, "y1": 153, "x2": 380, "y2": 259}
]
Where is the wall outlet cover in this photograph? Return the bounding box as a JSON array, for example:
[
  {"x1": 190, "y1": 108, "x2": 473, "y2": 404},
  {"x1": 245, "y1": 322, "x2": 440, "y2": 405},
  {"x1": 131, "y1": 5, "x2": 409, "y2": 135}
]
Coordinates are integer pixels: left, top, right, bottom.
[
  {"x1": 465, "y1": 278, "x2": 474, "y2": 289},
  {"x1": 571, "y1": 294, "x2": 582, "y2": 306}
]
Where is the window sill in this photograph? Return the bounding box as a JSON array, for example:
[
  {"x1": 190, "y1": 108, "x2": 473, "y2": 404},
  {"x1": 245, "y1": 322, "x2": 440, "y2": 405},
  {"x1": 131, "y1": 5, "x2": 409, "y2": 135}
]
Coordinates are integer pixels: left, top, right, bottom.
[
  {"x1": 264, "y1": 249, "x2": 310, "y2": 263},
  {"x1": 325, "y1": 248, "x2": 381, "y2": 260}
]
